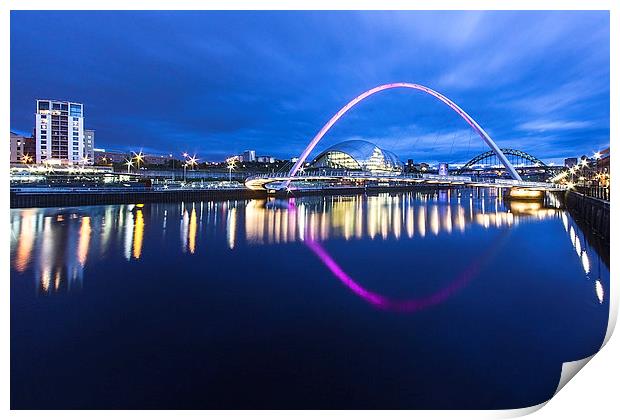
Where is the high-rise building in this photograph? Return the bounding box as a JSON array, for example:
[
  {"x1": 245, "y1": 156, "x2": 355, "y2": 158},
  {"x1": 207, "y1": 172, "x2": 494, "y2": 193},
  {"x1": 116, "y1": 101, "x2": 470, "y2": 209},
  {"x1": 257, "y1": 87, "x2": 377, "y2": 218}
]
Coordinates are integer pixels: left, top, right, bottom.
[
  {"x1": 83, "y1": 129, "x2": 95, "y2": 165},
  {"x1": 242, "y1": 150, "x2": 256, "y2": 162},
  {"x1": 35, "y1": 99, "x2": 85, "y2": 164}
]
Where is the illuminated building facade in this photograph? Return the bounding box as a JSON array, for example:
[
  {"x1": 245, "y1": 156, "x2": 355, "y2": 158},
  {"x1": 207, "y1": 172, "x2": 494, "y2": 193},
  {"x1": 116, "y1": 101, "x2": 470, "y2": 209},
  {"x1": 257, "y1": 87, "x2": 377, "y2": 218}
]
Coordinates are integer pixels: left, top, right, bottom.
[
  {"x1": 309, "y1": 140, "x2": 403, "y2": 174},
  {"x1": 35, "y1": 99, "x2": 85, "y2": 164}
]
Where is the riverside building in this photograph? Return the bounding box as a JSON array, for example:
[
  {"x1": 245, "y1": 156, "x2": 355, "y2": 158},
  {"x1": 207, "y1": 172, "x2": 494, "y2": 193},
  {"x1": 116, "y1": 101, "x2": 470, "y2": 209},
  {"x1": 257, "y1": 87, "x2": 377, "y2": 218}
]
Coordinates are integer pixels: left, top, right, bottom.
[{"x1": 35, "y1": 99, "x2": 85, "y2": 164}]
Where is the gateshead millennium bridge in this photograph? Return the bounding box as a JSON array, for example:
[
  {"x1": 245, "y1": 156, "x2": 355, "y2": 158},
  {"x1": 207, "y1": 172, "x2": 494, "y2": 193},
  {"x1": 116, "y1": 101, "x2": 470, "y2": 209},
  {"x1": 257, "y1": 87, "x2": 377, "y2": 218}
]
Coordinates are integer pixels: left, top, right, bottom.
[{"x1": 246, "y1": 82, "x2": 565, "y2": 193}]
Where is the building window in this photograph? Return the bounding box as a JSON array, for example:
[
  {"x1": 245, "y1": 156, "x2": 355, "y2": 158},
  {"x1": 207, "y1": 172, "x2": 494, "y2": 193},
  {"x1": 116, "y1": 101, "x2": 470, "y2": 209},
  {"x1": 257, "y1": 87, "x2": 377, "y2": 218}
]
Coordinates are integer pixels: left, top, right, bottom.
[
  {"x1": 70, "y1": 104, "x2": 82, "y2": 117},
  {"x1": 38, "y1": 101, "x2": 50, "y2": 111}
]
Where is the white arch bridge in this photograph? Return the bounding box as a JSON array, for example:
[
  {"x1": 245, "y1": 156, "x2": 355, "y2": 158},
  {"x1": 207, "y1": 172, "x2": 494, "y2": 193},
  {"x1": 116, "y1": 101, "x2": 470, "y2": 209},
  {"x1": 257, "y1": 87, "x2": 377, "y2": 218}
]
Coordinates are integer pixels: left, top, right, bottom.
[{"x1": 245, "y1": 83, "x2": 565, "y2": 193}]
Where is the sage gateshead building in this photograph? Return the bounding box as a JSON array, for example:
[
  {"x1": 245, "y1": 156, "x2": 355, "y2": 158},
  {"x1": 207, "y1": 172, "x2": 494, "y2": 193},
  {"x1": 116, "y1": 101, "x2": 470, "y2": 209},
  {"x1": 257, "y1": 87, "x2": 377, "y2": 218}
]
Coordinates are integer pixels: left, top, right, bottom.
[{"x1": 308, "y1": 140, "x2": 403, "y2": 174}]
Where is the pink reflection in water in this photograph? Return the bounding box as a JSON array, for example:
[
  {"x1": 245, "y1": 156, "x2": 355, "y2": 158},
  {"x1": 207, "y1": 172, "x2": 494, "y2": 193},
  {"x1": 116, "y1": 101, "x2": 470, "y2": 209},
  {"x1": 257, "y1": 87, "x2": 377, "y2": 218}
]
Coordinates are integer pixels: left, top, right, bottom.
[{"x1": 306, "y1": 236, "x2": 504, "y2": 312}]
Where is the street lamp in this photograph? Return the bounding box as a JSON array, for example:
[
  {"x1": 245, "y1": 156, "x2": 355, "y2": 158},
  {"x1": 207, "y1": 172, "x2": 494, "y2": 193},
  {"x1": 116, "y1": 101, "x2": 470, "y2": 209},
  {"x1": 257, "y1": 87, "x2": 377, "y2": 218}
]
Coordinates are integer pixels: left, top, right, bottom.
[
  {"x1": 133, "y1": 151, "x2": 145, "y2": 171},
  {"x1": 169, "y1": 153, "x2": 175, "y2": 181},
  {"x1": 226, "y1": 157, "x2": 237, "y2": 182},
  {"x1": 125, "y1": 158, "x2": 134, "y2": 174},
  {"x1": 187, "y1": 154, "x2": 198, "y2": 170}
]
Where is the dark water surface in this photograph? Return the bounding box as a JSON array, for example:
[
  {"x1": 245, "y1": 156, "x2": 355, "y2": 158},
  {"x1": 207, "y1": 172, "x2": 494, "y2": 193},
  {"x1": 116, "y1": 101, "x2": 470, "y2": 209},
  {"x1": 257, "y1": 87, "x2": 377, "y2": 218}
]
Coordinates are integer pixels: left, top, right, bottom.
[{"x1": 10, "y1": 189, "x2": 609, "y2": 409}]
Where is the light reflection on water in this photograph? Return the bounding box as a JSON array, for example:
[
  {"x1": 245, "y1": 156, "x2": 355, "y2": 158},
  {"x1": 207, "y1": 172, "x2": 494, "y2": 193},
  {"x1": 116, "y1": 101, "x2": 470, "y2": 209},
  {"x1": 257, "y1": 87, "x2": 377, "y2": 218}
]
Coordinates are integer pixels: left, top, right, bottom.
[{"x1": 10, "y1": 189, "x2": 605, "y2": 305}]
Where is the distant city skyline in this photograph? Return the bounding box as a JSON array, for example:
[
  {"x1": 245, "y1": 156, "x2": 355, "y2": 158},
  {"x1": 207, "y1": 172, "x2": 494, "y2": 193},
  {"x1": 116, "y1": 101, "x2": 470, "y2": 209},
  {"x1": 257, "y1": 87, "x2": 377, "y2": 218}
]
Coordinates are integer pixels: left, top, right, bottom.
[{"x1": 10, "y1": 10, "x2": 610, "y2": 164}]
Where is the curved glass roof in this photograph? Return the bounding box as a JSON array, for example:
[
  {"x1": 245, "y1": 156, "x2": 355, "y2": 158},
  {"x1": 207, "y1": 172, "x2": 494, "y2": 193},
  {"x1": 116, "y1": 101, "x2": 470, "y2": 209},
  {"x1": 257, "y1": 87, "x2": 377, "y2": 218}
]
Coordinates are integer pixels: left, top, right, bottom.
[{"x1": 310, "y1": 140, "x2": 403, "y2": 173}]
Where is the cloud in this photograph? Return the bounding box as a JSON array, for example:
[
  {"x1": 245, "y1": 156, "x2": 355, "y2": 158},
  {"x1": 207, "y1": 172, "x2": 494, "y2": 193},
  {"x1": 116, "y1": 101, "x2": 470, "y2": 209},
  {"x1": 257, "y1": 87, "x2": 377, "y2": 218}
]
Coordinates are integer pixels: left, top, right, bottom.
[
  {"x1": 10, "y1": 10, "x2": 610, "y2": 162},
  {"x1": 517, "y1": 119, "x2": 593, "y2": 132}
]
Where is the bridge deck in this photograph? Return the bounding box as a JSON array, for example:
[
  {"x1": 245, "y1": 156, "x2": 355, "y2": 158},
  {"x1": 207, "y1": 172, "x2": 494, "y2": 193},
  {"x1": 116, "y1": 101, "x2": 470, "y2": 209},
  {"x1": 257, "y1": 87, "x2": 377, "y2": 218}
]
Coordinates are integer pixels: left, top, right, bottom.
[{"x1": 245, "y1": 171, "x2": 567, "y2": 192}]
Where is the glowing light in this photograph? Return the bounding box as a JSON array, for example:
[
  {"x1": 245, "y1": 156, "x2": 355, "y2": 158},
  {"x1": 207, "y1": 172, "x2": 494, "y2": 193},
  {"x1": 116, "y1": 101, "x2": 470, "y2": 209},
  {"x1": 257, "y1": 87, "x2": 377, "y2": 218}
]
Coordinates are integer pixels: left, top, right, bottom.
[
  {"x1": 562, "y1": 213, "x2": 568, "y2": 232},
  {"x1": 41, "y1": 270, "x2": 51, "y2": 293},
  {"x1": 186, "y1": 155, "x2": 199, "y2": 169},
  {"x1": 593, "y1": 151, "x2": 602, "y2": 160},
  {"x1": 575, "y1": 235, "x2": 582, "y2": 256},
  {"x1": 180, "y1": 208, "x2": 189, "y2": 253},
  {"x1": 406, "y1": 206, "x2": 414, "y2": 238},
  {"x1": 417, "y1": 205, "x2": 426, "y2": 237},
  {"x1": 595, "y1": 280, "x2": 604, "y2": 303},
  {"x1": 123, "y1": 209, "x2": 134, "y2": 260},
  {"x1": 77, "y1": 217, "x2": 91, "y2": 266},
  {"x1": 133, "y1": 151, "x2": 144, "y2": 164},
  {"x1": 188, "y1": 206, "x2": 197, "y2": 254},
  {"x1": 306, "y1": 238, "x2": 494, "y2": 312},
  {"x1": 227, "y1": 207, "x2": 237, "y2": 250},
  {"x1": 14, "y1": 210, "x2": 36, "y2": 272},
  {"x1": 508, "y1": 188, "x2": 543, "y2": 199},
  {"x1": 132, "y1": 209, "x2": 144, "y2": 259},
  {"x1": 430, "y1": 205, "x2": 439, "y2": 235},
  {"x1": 581, "y1": 251, "x2": 590, "y2": 274},
  {"x1": 124, "y1": 158, "x2": 134, "y2": 173}
]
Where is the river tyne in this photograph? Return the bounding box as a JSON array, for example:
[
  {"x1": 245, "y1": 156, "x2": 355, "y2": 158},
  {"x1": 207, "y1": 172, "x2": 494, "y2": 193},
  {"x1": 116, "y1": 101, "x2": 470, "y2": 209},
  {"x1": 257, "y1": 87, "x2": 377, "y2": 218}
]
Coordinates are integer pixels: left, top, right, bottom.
[{"x1": 10, "y1": 187, "x2": 609, "y2": 409}]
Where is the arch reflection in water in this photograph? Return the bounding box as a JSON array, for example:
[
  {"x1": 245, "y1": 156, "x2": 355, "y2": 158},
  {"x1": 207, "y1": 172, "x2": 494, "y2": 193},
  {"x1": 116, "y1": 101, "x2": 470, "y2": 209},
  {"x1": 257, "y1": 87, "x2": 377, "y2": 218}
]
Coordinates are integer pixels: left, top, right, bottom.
[{"x1": 305, "y1": 232, "x2": 508, "y2": 312}]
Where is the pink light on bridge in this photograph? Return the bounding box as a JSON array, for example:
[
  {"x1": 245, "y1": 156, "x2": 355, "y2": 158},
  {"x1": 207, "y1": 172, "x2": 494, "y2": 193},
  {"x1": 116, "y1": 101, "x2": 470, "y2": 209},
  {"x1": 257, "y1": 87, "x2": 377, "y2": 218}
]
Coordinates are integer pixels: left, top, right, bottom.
[{"x1": 284, "y1": 82, "x2": 522, "y2": 188}]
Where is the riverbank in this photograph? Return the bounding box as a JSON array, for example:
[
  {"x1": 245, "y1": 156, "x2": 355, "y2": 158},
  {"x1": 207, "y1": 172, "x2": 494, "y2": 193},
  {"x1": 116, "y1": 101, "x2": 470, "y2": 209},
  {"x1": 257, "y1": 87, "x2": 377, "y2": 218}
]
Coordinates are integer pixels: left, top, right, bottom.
[
  {"x1": 11, "y1": 184, "x2": 477, "y2": 208},
  {"x1": 10, "y1": 187, "x2": 267, "y2": 208},
  {"x1": 563, "y1": 190, "x2": 610, "y2": 265}
]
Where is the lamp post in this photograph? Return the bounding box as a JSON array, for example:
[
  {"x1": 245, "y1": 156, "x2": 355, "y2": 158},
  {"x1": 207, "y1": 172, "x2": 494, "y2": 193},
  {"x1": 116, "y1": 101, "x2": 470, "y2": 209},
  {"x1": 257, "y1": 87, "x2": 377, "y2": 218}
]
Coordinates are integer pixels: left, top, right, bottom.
[
  {"x1": 125, "y1": 158, "x2": 133, "y2": 174},
  {"x1": 183, "y1": 163, "x2": 187, "y2": 183},
  {"x1": 187, "y1": 155, "x2": 198, "y2": 170},
  {"x1": 226, "y1": 157, "x2": 237, "y2": 182},
  {"x1": 133, "y1": 151, "x2": 144, "y2": 172}
]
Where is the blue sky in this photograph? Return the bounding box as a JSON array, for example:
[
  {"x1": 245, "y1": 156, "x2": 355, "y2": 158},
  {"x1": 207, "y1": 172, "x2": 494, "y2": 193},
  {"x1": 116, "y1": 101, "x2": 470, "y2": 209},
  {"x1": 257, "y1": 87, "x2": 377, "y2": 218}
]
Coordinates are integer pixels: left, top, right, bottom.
[{"x1": 10, "y1": 11, "x2": 609, "y2": 164}]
